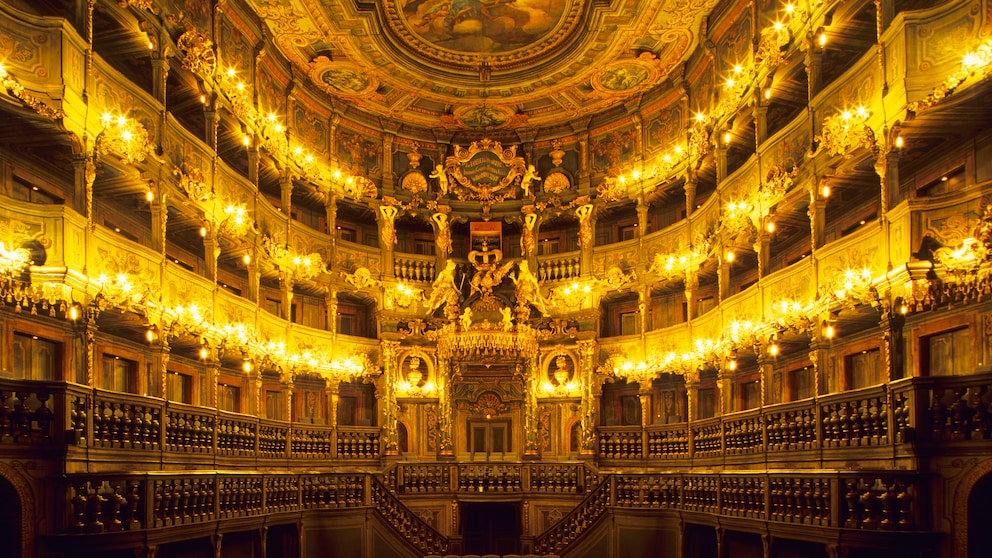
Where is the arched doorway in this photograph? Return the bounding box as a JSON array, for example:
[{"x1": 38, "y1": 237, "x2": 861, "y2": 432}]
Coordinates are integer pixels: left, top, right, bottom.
[
  {"x1": 461, "y1": 501, "x2": 521, "y2": 555},
  {"x1": 0, "y1": 476, "x2": 22, "y2": 558},
  {"x1": 968, "y1": 472, "x2": 992, "y2": 558}
]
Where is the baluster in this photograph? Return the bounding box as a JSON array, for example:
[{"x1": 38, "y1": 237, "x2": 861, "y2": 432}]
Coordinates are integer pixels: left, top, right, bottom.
[
  {"x1": 950, "y1": 388, "x2": 970, "y2": 440},
  {"x1": 124, "y1": 480, "x2": 141, "y2": 529},
  {"x1": 106, "y1": 481, "x2": 125, "y2": 532},
  {"x1": 860, "y1": 479, "x2": 880, "y2": 529},
  {"x1": 85, "y1": 482, "x2": 107, "y2": 533},
  {"x1": 71, "y1": 480, "x2": 89, "y2": 532},
  {"x1": 930, "y1": 389, "x2": 946, "y2": 439},
  {"x1": 897, "y1": 481, "x2": 915, "y2": 529},
  {"x1": 844, "y1": 480, "x2": 860, "y2": 528}
]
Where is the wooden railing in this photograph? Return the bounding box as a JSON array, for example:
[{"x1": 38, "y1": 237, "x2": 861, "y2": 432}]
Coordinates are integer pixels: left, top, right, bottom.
[
  {"x1": 66, "y1": 472, "x2": 369, "y2": 532},
  {"x1": 596, "y1": 377, "x2": 984, "y2": 464},
  {"x1": 394, "y1": 254, "x2": 437, "y2": 283},
  {"x1": 386, "y1": 462, "x2": 595, "y2": 494},
  {"x1": 0, "y1": 381, "x2": 382, "y2": 465},
  {"x1": 369, "y1": 474, "x2": 449, "y2": 555},
  {"x1": 533, "y1": 471, "x2": 925, "y2": 554},
  {"x1": 537, "y1": 252, "x2": 581, "y2": 282}
]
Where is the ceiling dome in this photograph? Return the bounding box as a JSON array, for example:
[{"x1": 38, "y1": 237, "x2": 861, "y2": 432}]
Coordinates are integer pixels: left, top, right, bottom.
[{"x1": 246, "y1": 0, "x2": 716, "y2": 129}]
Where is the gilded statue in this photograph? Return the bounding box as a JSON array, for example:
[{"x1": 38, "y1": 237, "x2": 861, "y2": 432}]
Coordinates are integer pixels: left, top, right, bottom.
[
  {"x1": 521, "y1": 210, "x2": 537, "y2": 256},
  {"x1": 576, "y1": 203, "x2": 593, "y2": 248},
  {"x1": 431, "y1": 210, "x2": 453, "y2": 256},
  {"x1": 469, "y1": 259, "x2": 515, "y2": 299},
  {"x1": 423, "y1": 260, "x2": 460, "y2": 316},
  {"x1": 379, "y1": 205, "x2": 398, "y2": 245},
  {"x1": 429, "y1": 164, "x2": 449, "y2": 197},
  {"x1": 512, "y1": 260, "x2": 551, "y2": 316},
  {"x1": 500, "y1": 306, "x2": 514, "y2": 331},
  {"x1": 520, "y1": 164, "x2": 540, "y2": 198}
]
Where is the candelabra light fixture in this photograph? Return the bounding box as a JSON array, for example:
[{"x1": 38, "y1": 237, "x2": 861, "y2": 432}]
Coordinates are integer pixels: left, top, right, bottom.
[
  {"x1": 216, "y1": 203, "x2": 253, "y2": 237},
  {"x1": 0, "y1": 238, "x2": 30, "y2": 278},
  {"x1": 96, "y1": 112, "x2": 155, "y2": 165},
  {"x1": 815, "y1": 106, "x2": 877, "y2": 157},
  {"x1": 387, "y1": 282, "x2": 422, "y2": 309},
  {"x1": 93, "y1": 272, "x2": 154, "y2": 311},
  {"x1": 262, "y1": 237, "x2": 325, "y2": 281},
  {"x1": 552, "y1": 281, "x2": 592, "y2": 309}
]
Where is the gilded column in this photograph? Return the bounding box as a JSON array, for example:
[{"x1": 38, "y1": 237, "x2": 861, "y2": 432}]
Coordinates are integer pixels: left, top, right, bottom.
[
  {"x1": 246, "y1": 252, "x2": 260, "y2": 304},
  {"x1": 578, "y1": 339, "x2": 598, "y2": 454},
  {"x1": 381, "y1": 340, "x2": 400, "y2": 456},
  {"x1": 150, "y1": 186, "x2": 167, "y2": 256},
  {"x1": 280, "y1": 272, "x2": 294, "y2": 322},
  {"x1": 715, "y1": 144, "x2": 728, "y2": 183},
  {"x1": 325, "y1": 289, "x2": 337, "y2": 335},
  {"x1": 202, "y1": 222, "x2": 218, "y2": 282},
  {"x1": 325, "y1": 194, "x2": 338, "y2": 271},
  {"x1": 150, "y1": 339, "x2": 170, "y2": 400},
  {"x1": 280, "y1": 171, "x2": 293, "y2": 218},
  {"x1": 523, "y1": 358, "x2": 541, "y2": 458},
  {"x1": 436, "y1": 359, "x2": 454, "y2": 457},
  {"x1": 685, "y1": 269, "x2": 699, "y2": 321},
  {"x1": 810, "y1": 179, "x2": 828, "y2": 250},
  {"x1": 684, "y1": 178, "x2": 697, "y2": 218},
  {"x1": 203, "y1": 348, "x2": 220, "y2": 409},
  {"x1": 247, "y1": 363, "x2": 261, "y2": 417}
]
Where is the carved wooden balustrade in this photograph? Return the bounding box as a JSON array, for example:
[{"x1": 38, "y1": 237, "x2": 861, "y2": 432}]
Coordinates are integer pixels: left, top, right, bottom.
[
  {"x1": 91, "y1": 389, "x2": 162, "y2": 450},
  {"x1": 537, "y1": 251, "x2": 581, "y2": 282},
  {"x1": 533, "y1": 471, "x2": 925, "y2": 555},
  {"x1": 369, "y1": 474, "x2": 449, "y2": 555},
  {"x1": 394, "y1": 254, "x2": 437, "y2": 283},
  {"x1": 458, "y1": 464, "x2": 524, "y2": 492},
  {"x1": 0, "y1": 381, "x2": 384, "y2": 465},
  {"x1": 596, "y1": 382, "x2": 935, "y2": 464},
  {"x1": 597, "y1": 426, "x2": 643, "y2": 459},
  {"x1": 386, "y1": 462, "x2": 594, "y2": 494},
  {"x1": 336, "y1": 427, "x2": 380, "y2": 459},
  {"x1": 533, "y1": 475, "x2": 611, "y2": 554},
  {"x1": 645, "y1": 423, "x2": 689, "y2": 459},
  {"x1": 63, "y1": 472, "x2": 371, "y2": 533},
  {"x1": 0, "y1": 380, "x2": 88, "y2": 447},
  {"x1": 891, "y1": 372, "x2": 992, "y2": 446}
]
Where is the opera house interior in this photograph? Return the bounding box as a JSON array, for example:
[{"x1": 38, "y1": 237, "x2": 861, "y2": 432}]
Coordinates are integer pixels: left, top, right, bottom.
[{"x1": 2, "y1": 0, "x2": 992, "y2": 556}]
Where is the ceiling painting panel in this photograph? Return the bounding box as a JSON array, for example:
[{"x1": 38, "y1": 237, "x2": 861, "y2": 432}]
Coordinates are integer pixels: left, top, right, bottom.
[{"x1": 241, "y1": 0, "x2": 715, "y2": 127}]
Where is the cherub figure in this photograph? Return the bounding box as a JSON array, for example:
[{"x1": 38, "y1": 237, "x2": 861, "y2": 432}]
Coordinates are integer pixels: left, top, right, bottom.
[
  {"x1": 460, "y1": 307, "x2": 473, "y2": 331},
  {"x1": 429, "y1": 163, "x2": 449, "y2": 197},
  {"x1": 500, "y1": 306, "x2": 514, "y2": 331},
  {"x1": 520, "y1": 164, "x2": 540, "y2": 198}
]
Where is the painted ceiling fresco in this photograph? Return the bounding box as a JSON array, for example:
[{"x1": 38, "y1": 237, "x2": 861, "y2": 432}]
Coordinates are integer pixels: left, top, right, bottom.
[{"x1": 245, "y1": 0, "x2": 718, "y2": 129}]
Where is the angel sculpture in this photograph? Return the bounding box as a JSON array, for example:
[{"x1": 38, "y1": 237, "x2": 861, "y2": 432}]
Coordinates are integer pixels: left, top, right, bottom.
[
  {"x1": 500, "y1": 306, "x2": 514, "y2": 331},
  {"x1": 429, "y1": 163, "x2": 449, "y2": 197},
  {"x1": 459, "y1": 307, "x2": 473, "y2": 331},
  {"x1": 520, "y1": 164, "x2": 541, "y2": 198}
]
